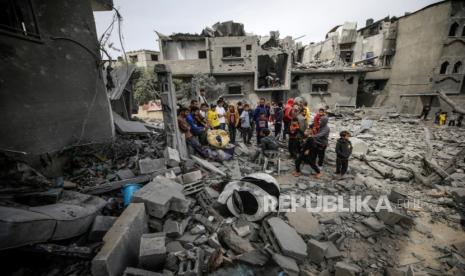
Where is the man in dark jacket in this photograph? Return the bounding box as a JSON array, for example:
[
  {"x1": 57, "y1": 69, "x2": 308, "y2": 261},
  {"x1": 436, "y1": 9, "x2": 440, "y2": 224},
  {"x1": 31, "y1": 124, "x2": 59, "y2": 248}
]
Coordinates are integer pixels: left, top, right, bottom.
[
  {"x1": 253, "y1": 98, "x2": 270, "y2": 123},
  {"x1": 335, "y1": 131, "x2": 352, "y2": 177},
  {"x1": 292, "y1": 129, "x2": 314, "y2": 177},
  {"x1": 313, "y1": 116, "x2": 330, "y2": 168},
  {"x1": 274, "y1": 102, "x2": 284, "y2": 138}
]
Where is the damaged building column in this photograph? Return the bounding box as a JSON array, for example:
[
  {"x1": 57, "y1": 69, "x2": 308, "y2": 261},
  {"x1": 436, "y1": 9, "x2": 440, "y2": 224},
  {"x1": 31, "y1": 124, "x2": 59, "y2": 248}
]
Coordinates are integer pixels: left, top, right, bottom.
[{"x1": 154, "y1": 64, "x2": 188, "y2": 160}]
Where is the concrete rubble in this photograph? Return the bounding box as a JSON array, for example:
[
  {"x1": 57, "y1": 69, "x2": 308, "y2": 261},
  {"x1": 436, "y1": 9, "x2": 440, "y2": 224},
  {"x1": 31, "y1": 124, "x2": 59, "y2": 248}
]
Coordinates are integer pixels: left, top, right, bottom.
[{"x1": 2, "y1": 110, "x2": 465, "y2": 275}]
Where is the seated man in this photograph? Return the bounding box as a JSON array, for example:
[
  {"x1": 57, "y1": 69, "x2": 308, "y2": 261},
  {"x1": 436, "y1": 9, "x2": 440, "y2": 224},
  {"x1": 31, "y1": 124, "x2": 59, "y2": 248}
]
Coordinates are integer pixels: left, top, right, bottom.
[
  {"x1": 177, "y1": 107, "x2": 208, "y2": 158},
  {"x1": 292, "y1": 128, "x2": 314, "y2": 177},
  {"x1": 186, "y1": 107, "x2": 207, "y2": 145},
  {"x1": 251, "y1": 128, "x2": 279, "y2": 161}
]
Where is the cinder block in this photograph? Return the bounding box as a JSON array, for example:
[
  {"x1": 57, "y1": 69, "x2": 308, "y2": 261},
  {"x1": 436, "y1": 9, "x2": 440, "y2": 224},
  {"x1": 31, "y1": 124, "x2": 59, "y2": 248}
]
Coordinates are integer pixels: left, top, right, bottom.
[{"x1": 92, "y1": 203, "x2": 148, "y2": 276}]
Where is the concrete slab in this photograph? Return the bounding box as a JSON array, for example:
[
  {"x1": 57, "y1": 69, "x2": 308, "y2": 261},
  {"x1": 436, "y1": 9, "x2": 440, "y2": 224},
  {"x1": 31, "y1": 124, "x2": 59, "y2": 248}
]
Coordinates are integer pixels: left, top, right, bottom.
[
  {"x1": 92, "y1": 203, "x2": 148, "y2": 276},
  {"x1": 266, "y1": 217, "x2": 307, "y2": 261},
  {"x1": 123, "y1": 267, "x2": 164, "y2": 276},
  {"x1": 182, "y1": 170, "x2": 202, "y2": 184},
  {"x1": 307, "y1": 239, "x2": 329, "y2": 264},
  {"x1": 335, "y1": 261, "x2": 362, "y2": 276},
  {"x1": 191, "y1": 155, "x2": 227, "y2": 176},
  {"x1": 116, "y1": 169, "x2": 136, "y2": 180},
  {"x1": 286, "y1": 208, "x2": 322, "y2": 237}
]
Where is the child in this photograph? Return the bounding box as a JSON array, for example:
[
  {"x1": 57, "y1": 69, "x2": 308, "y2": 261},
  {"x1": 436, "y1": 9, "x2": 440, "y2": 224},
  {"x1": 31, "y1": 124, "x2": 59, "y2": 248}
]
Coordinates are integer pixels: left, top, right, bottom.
[
  {"x1": 311, "y1": 108, "x2": 325, "y2": 135},
  {"x1": 439, "y1": 112, "x2": 447, "y2": 126},
  {"x1": 225, "y1": 104, "x2": 239, "y2": 144},
  {"x1": 292, "y1": 128, "x2": 313, "y2": 177},
  {"x1": 216, "y1": 100, "x2": 226, "y2": 130},
  {"x1": 207, "y1": 104, "x2": 220, "y2": 129},
  {"x1": 335, "y1": 131, "x2": 352, "y2": 177},
  {"x1": 240, "y1": 104, "x2": 253, "y2": 144},
  {"x1": 288, "y1": 118, "x2": 302, "y2": 158},
  {"x1": 256, "y1": 112, "x2": 269, "y2": 144},
  {"x1": 251, "y1": 128, "x2": 279, "y2": 161}
]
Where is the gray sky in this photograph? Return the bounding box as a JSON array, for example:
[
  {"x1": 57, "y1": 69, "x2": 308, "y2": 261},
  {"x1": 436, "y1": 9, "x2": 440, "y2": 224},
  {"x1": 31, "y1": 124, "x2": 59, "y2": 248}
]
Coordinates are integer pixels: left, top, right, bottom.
[{"x1": 94, "y1": 0, "x2": 440, "y2": 59}]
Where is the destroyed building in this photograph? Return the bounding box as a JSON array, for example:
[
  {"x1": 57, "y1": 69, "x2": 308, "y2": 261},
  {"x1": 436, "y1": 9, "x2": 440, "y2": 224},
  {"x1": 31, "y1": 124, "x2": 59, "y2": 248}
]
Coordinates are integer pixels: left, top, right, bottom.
[
  {"x1": 0, "y1": 0, "x2": 116, "y2": 154},
  {"x1": 124, "y1": 49, "x2": 161, "y2": 69},
  {"x1": 298, "y1": 0, "x2": 465, "y2": 114}
]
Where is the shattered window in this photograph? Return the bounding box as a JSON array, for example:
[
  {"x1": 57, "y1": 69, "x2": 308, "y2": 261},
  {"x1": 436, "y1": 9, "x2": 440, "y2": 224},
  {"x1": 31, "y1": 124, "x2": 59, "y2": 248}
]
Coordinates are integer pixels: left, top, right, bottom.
[
  {"x1": 0, "y1": 0, "x2": 40, "y2": 38},
  {"x1": 223, "y1": 47, "x2": 241, "y2": 58},
  {"x1": 151, "y1": 54, "x2": 158, "y2": 61},
  {"x1": 228, "y1": 85, "x2": 242, "y2": 95},
  {"x1": 198, "y1": 50, "x2": 207, "y2": 59},
  {"x1": 246, "y1": 44, "x2": 252, "y2": 51},
  {"x1": 312, "y1": 83, "x2": 328, "y2": 92}
]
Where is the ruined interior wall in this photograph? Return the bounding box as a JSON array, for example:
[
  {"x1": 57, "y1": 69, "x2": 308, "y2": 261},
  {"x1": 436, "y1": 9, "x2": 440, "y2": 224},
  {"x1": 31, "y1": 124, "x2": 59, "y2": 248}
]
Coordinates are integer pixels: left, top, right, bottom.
[
  {"x1": 161, "y1": 40, "x2": 206, "y2": 60},
  {"x1": 293, "y1": 73, "x2": 359, "y2": 110},
  {"x1": 0, "y1": 0, "x2": 114, "y2": 154},
  {"x1": 352, "y1": 32, "x2": 384, "y2": 63},
  {"x1": 384, "y1": 1, "x2": 450, "y2": 112},
  {"x1": 209, "y1": 36, "x2": 257, "y2": 74}
]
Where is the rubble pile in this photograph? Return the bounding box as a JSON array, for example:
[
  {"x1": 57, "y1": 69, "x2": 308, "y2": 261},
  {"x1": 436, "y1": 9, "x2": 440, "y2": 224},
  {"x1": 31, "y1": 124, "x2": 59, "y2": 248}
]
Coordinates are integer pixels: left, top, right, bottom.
[{"x1": 1, "y1": 113, "x2": 465, "y2": 276}]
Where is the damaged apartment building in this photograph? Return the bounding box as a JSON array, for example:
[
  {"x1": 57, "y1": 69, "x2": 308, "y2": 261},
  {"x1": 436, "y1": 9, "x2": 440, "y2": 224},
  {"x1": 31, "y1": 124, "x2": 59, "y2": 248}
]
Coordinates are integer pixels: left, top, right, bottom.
[
  {"x1": 297, "y1": 0, "x2": 465, "y2": 114},
  {"x1": 149, "y1": 0, "x2": 464, "y2": 114},
  {"x1": 155, "y1": 21, "x2": 293, "y2": 104}
]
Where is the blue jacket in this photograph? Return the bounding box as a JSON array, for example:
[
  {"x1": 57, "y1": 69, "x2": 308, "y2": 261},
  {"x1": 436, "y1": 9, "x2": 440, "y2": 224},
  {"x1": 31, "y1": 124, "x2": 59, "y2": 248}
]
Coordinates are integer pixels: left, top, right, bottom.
[
  {"x1": 186, "y1": 113, "x2": 204, "y2": 135},
  {"x1": 253, "y1": 104, "x2": 270, "y2": 122}
]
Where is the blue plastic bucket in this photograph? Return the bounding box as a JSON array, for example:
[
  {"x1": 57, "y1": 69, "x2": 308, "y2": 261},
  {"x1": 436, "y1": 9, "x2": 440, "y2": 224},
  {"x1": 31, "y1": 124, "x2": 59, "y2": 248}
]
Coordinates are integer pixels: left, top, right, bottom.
[{"x1": 122, "y1": 183, "x2": 142, "y2": 206}]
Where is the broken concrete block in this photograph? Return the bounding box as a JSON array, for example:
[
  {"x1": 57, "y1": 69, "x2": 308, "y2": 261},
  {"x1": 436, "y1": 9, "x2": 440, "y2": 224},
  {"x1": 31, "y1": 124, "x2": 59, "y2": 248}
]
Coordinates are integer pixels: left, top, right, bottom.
[
  {"x1": 322, "y1": 241, "x2": 342, "y2": 259},
  {"x1": 208, "y1": 233, "x2": 222, "y2": 249},
  {"x1": 335, "y1": 261, "x2": 362, "y2": 276},
  {"x1": 352, "y1": 223, "x2": 375, "y2": 238},
  {"x1": 132, "y1": 177, "x2": 189, "y2": 218},
  {"x1": 182, "y1": 170, "x2": 202, "y2": 184},
  {"x1": 123, "y1": 267, "x2": 165, "y2": 276},
  {"x1": 285, "y1": 208, "x2": 322, "y2": 238},
  {"x1": 164, "y1": 147, "x2": 180, "y2": 167},
  {"x1": 451, "y1": 188, "x2": 465, "y2": 204},
  {"x1": 148, "y1": 217, "x2": 164, "y2": 232},
  {"x1": 139, "y1": 158, "x2": 166, "y2": 174},
  {"x1": 233, "y1": 219, "x2": 251, "y2": 237},
  {"x1": 236, "y1": 249, "x2": 269, "y2": 266},
  {"x1": 218, "y1": 227, "x2": 254, "y2": 254},
  {"x1": 265, "y1": 217, "x2": 307, "y2": 261},
  {"x1": 163, "y1": 218, "x2": 189, "y2": 238},
  {"x1": 272, "y1": 253, "x2": 299, "y2": 276},
  {"x1": 177, "y1": 233, "x2": 200, "y2": 246},
  {"x1": 89, "y1": 216, "x2": 118, "y2": 242},
  {"x1": 166, "y1": 241, "x2": 185, "y2": 253},
  {"x1": 92, "y1": 203, "x2": 148, "y2": 276},
  {"x1": 178, "y1": 248, "x2": 204, "y2": 276},
  {"x1": 117, "y1": 169, "x2": 136, "y2": 180},
  {"x1": 139, "y1": 232, "x2": 166, "y2": 270},
  {"x1": 362, "y1": 217, "x2": 385, "y2": 232},
  {"x1": 307, "y1": 239, "x2": 328, "y2": 264},
  {"x1": 191, "y1": 155, "x2": 227, "y2": 176},
  {"x1": 376, "y1": 209, "x2": 412, "y2": 225},
  {"x1": 350, "y1": 137, "x2": 368, "y2": 157}
]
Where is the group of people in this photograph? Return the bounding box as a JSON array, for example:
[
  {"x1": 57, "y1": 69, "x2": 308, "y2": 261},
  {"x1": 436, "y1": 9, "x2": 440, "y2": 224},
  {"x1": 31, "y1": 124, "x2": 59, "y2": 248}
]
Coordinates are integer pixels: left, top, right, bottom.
[
  {"x1": 177, "y1": 95, "x2": 353, "y2": 179},
  {"x1": 420, "y1": 105, "x2": 463, "y2": 127}
]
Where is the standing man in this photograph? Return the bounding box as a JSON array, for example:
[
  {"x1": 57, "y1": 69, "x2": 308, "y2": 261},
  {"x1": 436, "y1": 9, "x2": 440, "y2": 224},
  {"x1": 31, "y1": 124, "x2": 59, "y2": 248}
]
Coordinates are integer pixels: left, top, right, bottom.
[
  {"x1": 198, "y1": 88, "x2": 208, "y2": 105},
  {"x1": 216, "y1": 100, "x2": 226, "y2": 130},
  {"x1": 274, "y1": 102, "x2": 284, "y2": 138},
  {"x1": 420, "y1": 105, "x2": 431, "y2": 120},
  {"x1": 312, "y1": 116, "x2": 330, "y2": 174},
  {"x1": 283, "y1": 98, "x2": 295, "y2": 140},
  {"x1": 253, "y1": 98, "x2": 270, "y2": 123}
]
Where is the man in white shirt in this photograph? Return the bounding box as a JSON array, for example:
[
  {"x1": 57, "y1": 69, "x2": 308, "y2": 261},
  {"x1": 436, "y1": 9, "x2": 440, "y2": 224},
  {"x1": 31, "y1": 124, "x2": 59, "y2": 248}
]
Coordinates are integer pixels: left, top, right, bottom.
[{"x1": 216, "y1": 99, "x2": 226, "y2": 130}]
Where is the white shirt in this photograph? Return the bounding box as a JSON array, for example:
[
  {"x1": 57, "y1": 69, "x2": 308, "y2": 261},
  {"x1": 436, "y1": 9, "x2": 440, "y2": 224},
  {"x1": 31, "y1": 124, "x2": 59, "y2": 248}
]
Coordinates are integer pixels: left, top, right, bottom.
[{"x1": 216, "y1": 106, "x2": 226, "y2": 124}]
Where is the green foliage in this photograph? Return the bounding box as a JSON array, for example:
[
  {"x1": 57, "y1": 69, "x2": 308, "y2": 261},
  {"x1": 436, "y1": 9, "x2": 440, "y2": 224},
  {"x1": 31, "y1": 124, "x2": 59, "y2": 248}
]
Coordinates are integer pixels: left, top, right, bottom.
[{"x1": 133, "y1": 69, "x2": 159, "y2": 105}]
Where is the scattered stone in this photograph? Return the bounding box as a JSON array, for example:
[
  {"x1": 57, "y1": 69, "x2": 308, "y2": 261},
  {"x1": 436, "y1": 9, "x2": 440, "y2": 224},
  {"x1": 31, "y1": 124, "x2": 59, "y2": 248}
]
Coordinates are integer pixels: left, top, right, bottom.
[
  {"x1": 352, "y1": 223, "x2": 375, "y2": 238},
  {"x1": 123, "y1": 267, "x2": 165, "y2": 276},
  {"x1": 139, "y1": 232, "x2": 166, "y2": 270},
  {"x1": 89, "y1": 216, "x2": 118, "y2": 242},
  {"x1": 116, "y1": 169, "x2": 136, "y2": 180},
  {"x1": 166, "y1": 241, "x2": 184, "y2": 253},
  {"x1": 163, "y1": 218, "x2": 189, "y2": 238},
  {"x1": 191, "y1": 155, "x2": 227, "y2": 176},
  {"x1": 218, "y1": 227, "x2": 254, "y2": 254},
  {"x1": 190, "y1": 224, "x2": 206, "y2": 235},
  {"x1": 285, "y1": 208, "x2": 322, "y2": 238},
  {"x1": 322, "y1": 241, "x2": 343, "y2": 259},
  {"x1": 92, "y1": 203, "x2": 148, "y2": 276}
]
